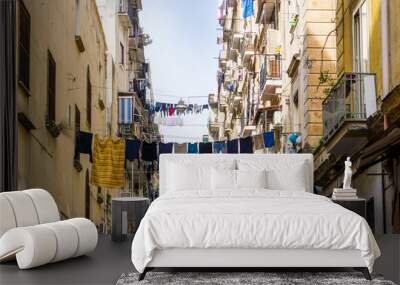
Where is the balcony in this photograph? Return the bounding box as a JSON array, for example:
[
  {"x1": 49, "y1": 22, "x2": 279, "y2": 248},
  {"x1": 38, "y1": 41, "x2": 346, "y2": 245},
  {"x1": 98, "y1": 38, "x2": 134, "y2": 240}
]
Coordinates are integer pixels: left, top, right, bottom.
[
  {"x1": 241, "y1": 42, "x2": 255, "y2": 65},
  {"x1": 118, "y1": 0, "x2": 132, "y2": 27},
  {"x1": 322, "y1": 73, "x2": 377, "y2": 155},
  {"x1": 208, "y1": 119, "x2": 219, "y2": 133},
  {"x1": 208, "y1": 94, "x2": 218, "y2": 109},
  {"x1": 256, "y1": 0, "x2": 277, "y2": 25},
  {"x1": 260, "y1": 54, "x2": 282, "y2": 101},
  {"x1": 219, "y1": 95, "x2": 228, "y2": 110}
]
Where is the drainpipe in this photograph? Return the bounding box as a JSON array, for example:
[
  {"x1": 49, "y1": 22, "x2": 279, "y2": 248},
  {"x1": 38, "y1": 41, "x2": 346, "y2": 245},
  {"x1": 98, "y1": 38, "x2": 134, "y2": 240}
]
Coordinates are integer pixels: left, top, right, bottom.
[{"x1": 381, "y1": 0, "x2": 390, "y2": 129}]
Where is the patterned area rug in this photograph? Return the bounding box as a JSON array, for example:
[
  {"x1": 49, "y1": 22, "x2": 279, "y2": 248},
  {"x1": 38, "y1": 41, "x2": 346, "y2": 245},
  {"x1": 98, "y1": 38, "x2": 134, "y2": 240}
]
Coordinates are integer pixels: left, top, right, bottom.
[{"x1": 116, "y1": 271, "x2": 395, "y2": 285}]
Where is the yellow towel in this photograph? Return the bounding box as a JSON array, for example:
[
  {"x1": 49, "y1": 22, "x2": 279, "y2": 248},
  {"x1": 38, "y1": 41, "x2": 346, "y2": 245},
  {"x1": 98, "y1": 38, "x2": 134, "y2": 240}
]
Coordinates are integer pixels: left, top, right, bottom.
[{"x1": 91, "y1": 135, "x2": 125, "y2": 189}]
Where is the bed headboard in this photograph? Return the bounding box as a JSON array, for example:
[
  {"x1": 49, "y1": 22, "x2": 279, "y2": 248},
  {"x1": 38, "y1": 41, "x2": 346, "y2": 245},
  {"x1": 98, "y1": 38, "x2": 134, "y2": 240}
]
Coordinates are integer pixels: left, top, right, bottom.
[{"x1": 159, "y1": 154, "x2": 314, "y2": 195}]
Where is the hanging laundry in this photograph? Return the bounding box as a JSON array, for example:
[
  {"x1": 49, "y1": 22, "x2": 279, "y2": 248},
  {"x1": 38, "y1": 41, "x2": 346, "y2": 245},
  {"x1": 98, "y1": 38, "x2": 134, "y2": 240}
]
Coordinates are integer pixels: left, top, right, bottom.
[
  {"x1": 188, "y1": 104, "x2": 193, "y2": 114},
  {"x1": 159, "y1": 142, "x2": 173, "y2": 154},
  {"x1": 174, "y1": 143, "x2": 187, "y2": 154},
  {"x1": 263, "y1": 131, "x2": 275, "y2": 148},
  {"x1": 213, "y1": 141, "x2": 227, "y2": 153},
  {"x1": 227, "y1": 138, "x2": 239, "y2": 153},
  {"x1": 240, "y1": 136, "x2": 253, "y2": 153},
  {"x1": 161, "y1": 103, "x2": 167, "y2": 117},
  {"x1": 74, "y1": 131, "x2": 93, "y2": 162},
  {"x1": 91, "y1": 135, "x2": 125, "y2": 189},
  {"x1": 125, "y1": 139, "x2": 141, "y2": 161},
  {"x1": 242, "y1": 0, "x2": 254, "y2": 18},
  {"x1": 217, "y1": 0, "x2": 225, "y2": 20},
  {"x1": 199, "y1": 142, "x2": 212, "y2": 153},
  {"x1": 155, "y1": 102, "x2": 161, "y2": 112},
  {"x1": 141, "y1": 141, "x2": 157, "y2": 162},
  {"x1": 168, "y1": 104, "x2": 175, "y2": 116},
  {"x1": 253, "y1": 134, "x2": 264, "y2": 150},
  {"x1": 188, "y1": 143, "x2": 198, "y2": 154}
]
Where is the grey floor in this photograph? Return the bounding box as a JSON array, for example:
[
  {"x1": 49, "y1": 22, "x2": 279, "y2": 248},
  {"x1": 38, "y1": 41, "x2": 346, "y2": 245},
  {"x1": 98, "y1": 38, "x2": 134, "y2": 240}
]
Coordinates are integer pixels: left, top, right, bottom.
[
  {"x1": 0, "y1": 234, "x2": 134, "y2": 285},
  {"x1": 1, "y1": 234, "x2": 399, "y2": 285}
]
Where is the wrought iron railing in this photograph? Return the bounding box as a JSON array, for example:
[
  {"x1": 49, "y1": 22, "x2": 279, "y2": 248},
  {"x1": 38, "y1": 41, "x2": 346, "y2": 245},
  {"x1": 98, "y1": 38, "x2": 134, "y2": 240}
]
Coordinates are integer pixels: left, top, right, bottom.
[
  {"x1": 322, "y1": 72, "x2": 376, "y2": 142},
  {"x1": 259, "y1": 54, "x2": 282, "y2": 91}
]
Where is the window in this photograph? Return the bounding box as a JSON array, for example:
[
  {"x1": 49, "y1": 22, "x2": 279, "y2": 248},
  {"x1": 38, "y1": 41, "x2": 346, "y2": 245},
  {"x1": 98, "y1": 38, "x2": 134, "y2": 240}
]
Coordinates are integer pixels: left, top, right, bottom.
[
  {"x1": 353, "y1": 0, "x2": 369, "y2": 73},
  {"x1": 86, "y1": 66, "x2": 92, "y2": 127},
  {"x1": 75, "y1": 105, "x2": 81, "y2": 161},
  {"x1": 47, "y1": 51, "x2": 56, "y2": 122},
  {"x1": 120, "y1": 42, "x2": 124, "y2": 65},
  {"x1": 19, "y1": 0, "x2": 30, "y2": 91}
]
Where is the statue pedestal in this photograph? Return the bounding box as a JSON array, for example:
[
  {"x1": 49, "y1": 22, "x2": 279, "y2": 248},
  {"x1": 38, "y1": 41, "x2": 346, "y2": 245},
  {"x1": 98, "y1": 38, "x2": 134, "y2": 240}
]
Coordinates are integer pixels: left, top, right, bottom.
[{"x1": 332, "y1": 188, "x2": 358, "y2": 200}]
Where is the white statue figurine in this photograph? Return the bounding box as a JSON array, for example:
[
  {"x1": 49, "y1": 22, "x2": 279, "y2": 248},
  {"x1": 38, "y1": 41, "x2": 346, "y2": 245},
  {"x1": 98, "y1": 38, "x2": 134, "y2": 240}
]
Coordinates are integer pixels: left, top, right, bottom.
[{"x1": 343, "y1": 157, "x2": 353, "y2": 189}]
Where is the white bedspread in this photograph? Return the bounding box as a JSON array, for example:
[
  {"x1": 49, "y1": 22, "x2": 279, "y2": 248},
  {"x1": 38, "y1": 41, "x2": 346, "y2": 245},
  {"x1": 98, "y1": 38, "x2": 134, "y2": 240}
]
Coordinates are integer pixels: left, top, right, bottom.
[{"x1": 131, "y1": 190, "x2": 380, "y2": 273}]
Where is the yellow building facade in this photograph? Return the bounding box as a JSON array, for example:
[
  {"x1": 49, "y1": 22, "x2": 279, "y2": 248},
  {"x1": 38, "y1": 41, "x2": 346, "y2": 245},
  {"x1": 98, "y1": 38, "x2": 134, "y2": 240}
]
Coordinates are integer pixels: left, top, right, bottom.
[{"x1": 16, "y1": 0, "x2": 109, "y2": 227}]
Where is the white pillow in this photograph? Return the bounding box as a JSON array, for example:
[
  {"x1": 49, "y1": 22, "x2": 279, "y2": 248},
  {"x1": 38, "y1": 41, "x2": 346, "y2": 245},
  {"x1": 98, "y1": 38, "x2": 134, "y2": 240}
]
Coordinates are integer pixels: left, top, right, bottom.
[
  {"x1": 237, "y1": 159, "x2": 308, "y2": 192},
  {"x1": 265, "y1": 162, "x2": 307, "y2": 191},
  {"x1": 236, "y1": 169, "x2": 267, "y2": 189},
  {"x1": 211, "y1": 168, "x2": 236, "y2": 191},
  {"x1": 167, "y1": 163, "x2": 211, "y2": 191}
]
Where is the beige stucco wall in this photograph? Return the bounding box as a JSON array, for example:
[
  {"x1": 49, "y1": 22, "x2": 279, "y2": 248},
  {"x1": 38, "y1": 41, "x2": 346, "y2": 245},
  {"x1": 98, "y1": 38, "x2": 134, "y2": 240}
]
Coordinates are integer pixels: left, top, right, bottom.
[{"x1": 16, "y1": 0, "x2": 108, "y2": 226}]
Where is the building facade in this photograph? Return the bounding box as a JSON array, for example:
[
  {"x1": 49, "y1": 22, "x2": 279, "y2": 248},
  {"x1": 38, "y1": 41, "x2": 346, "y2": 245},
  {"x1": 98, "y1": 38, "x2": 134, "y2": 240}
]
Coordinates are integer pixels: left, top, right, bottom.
[
  {"x1": 211, "y1": 0, "x2": 283, "y2": 152},
  {"x1": 314, "y1": 0, "x2": 399, "y2": 234},
  {"x1": 16, "y1": 0, "x2": 109, "y2": 225},
  {"x1": 280, "y1": 0, "x2": 337, "y2": 153}
]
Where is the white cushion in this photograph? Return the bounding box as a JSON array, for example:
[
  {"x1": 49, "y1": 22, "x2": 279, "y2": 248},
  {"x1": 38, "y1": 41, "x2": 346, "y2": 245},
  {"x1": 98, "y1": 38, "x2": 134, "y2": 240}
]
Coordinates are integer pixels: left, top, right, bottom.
[
  {"x1": 0, "y1": 196, "x2": 16, "y2": 237},
  {"x1": 0, "y1": 218, "x2": 97, "y2": 269},
  {"x1": 236, "y1": 169, "x2": 267, "y2": 189},
  {"x1": 0, "y1": 226, "x2": 57, "y2": 269},
  {"x1": 66, "y1": 218, "x2": 98, "y2": 257},
  {"x1": 238, "y1": 159, "x2": 309, "y2": 192},
  {"x1": 24, "y1": 189, "x2": 60, "y2": 224},
  {"x1": 0, "y1": 192, "x2": 39, "y2": 227},
  {"x1": 265, "y1": 162, "x2": 307, "y2": 191},
  {"x1": 167, "y1": 163, "x2": 211, "y2": 191},
  {"x1": 42, "y1": 221, "x2": 79, "y2": 262},
  {"x1": 211, "y1": 168, "x2": 236, "y2": 191}
]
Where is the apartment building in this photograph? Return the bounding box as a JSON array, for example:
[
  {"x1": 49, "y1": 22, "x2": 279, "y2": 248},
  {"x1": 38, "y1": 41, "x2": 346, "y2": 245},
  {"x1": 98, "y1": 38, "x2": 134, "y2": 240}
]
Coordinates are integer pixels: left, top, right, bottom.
[
  {"x1": 314, "y1": 0, "x2": 399, "y2": 234},
  {"x1": 95, "y1": 0, "x2": 159, "y2": 229},
  {"x1": 280, "y1": 0, "x2": 337, "y2": 153},
  {"x1": 211, "y1": 0, "x2": 283, "y2": 152},
  {"x1": 16, "y1": 0, "x2": 109, "y2": 224}
]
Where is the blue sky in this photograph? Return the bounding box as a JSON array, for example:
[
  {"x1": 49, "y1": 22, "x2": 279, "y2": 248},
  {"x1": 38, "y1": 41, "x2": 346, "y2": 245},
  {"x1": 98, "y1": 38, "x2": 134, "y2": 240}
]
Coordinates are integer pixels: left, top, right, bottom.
[{"x1": 141, "y1": 0, "x2": 220, "y2": 142}]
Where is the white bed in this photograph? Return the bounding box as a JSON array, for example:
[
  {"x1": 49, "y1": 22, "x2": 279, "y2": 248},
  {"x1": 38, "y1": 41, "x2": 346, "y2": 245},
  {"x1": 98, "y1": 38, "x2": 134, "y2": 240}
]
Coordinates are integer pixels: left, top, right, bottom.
[{"x1": 131, "y1": 154, "x2": 380, "y2": 280}]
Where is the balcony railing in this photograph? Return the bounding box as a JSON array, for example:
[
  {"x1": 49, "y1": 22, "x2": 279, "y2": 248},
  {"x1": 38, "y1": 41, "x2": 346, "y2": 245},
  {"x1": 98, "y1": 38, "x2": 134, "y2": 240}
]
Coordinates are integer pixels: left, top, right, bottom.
[
  {"x1": 118, "y1": 0, "x2": 134, "y2": 27},
  {"x1": 322, "y1": 72, "x2": 377, "y2": 142},
  {"x1": 260, "y1": 54, "x2": 282, "y2": 97}
]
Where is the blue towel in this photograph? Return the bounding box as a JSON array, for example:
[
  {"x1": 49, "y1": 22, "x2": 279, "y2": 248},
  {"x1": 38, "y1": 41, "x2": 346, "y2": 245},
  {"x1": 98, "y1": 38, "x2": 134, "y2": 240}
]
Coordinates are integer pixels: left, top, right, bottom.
[
  {"x1": 125, "y1": 139, "x2": 141, "y2": 161},
  {"x1": 239, "y1": 136, "x2": 253, "y2": 153},
  {"x1": 242, "y1": 0, "x2": 254, "y2": 18},
  {"x1": 213, "y1": 141, "x2": 227, "y2": 153},
  {"x1": 159, "y1": 142, "x2": 173, "y2": 154},
  {"x1": 263, "y1": 131, "x2": 275, "y2": 148},
  {"x1": 188, "y1": 143, "x2": 198, "y2": 154},
  {"x1": 227, "y1": 139, "x2": 239, "y2": 153},
  {"x1": 199, "y1": 142, "x2": 212, "y2": 153}
]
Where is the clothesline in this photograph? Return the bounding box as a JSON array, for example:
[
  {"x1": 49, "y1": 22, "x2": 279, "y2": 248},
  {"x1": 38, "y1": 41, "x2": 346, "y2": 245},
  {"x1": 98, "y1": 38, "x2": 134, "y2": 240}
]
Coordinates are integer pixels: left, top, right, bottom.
[{"x1": 75, "y1": 129, "x2": 279, "y2": 189}]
